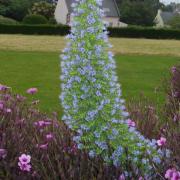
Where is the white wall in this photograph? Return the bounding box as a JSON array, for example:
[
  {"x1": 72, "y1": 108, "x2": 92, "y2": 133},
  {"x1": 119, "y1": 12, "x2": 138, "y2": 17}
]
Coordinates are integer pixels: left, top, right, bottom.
[{"x1": 54, "y1": 0, "x2": 68, "y2": 24}]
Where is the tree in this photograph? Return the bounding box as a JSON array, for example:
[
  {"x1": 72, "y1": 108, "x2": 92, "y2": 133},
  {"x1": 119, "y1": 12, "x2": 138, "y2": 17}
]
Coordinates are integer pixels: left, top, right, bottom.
[
  {"x1": 168, "y1": 15, "x2": 180, "y2": 29},
  {"x1": 0, "y1": 0, "x2": 55, "y2": 21},
  {"x1": 6, "y1": 0, "x2": 31, "y2": 21},
  {"x1": 60, "y1": 0, "x2": 162, "y2": 177},
  {"x1": 30, "y1": 1, "x2": 56, "y2": 19},
  {"x1": 118, "y1": 0, "x2": 161, "y2": 26}
]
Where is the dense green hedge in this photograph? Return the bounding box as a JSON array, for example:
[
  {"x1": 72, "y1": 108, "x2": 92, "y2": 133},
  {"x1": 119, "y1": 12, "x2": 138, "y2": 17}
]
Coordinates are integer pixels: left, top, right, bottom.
[
  {"x1": 0, "y1": 24, "x2": 70, "y2": 35},
  {"x1": 0, "y1": 24, "x2": 180, "y2": 39},
  {"x1": 108, "y1": 27, "x2": 180, "y2": 39}
]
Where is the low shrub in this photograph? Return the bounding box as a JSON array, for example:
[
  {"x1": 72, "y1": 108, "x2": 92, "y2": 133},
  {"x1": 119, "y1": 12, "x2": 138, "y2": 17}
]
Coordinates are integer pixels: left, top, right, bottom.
[
  {"x1": 0, "y1": 24, "x2": 180, "y2": 39},
  {"x1": 30, "y1": 1, "x2": 56, "y2": 19},
  {"x1": 0, "y1": 24, "x2": 70, "y2": 35},
  {"x1": 22, "y1": 14, "x2": 48, "y2": 25},
  {"x1": 0, "y1": 63, "x2": 180, "y2": 179},
  {"x1": 0, "y1": 15, "x2": 18, "y2": 25},
  {"x1": 0, "y1": 85, "x2": 120, "y2": 179},
  {"x1": 128, "y1": 65, "x2": 180, "y2": 178},
  {"x1": 48, "y1": 17, "x2": 57, "y2": 25}
]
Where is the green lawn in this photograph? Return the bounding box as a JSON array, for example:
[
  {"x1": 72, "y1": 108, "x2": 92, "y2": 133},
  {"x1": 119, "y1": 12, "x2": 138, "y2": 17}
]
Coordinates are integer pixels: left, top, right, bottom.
[{"x1": 0, "y1": 50, "x2": 179, "y2": 113}]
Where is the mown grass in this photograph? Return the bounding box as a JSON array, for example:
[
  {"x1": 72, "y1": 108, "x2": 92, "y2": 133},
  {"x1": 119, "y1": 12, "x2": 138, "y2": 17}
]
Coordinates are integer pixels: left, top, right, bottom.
[
  {"x1": 0, "y1": 34, "x2": 180, "y2": 56},
  {"x1": 0, "y1": 50, "x2": 179, "y2": 113}
]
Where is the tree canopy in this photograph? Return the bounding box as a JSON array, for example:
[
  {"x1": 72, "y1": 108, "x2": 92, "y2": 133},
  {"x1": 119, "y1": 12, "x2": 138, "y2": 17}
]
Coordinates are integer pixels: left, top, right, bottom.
[{"x1": 118, "y1": 0, "x2": 162, "y2": 26}]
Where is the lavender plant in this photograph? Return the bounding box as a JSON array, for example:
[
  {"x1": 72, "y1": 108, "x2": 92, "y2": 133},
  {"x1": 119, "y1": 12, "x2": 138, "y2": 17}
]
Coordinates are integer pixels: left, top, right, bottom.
[{"x1": 60, "y1": 0, "x2": 163, "y2": 178}]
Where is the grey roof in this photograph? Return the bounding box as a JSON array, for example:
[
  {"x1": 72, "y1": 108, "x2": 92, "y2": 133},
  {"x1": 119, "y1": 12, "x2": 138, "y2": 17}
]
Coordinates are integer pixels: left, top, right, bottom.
[
  {"x1": 161, "y1": 12, "x2": 175, "y2": 23},
  {"x1": 65, "y1": 0, "x2": 120, "y2": 17}
]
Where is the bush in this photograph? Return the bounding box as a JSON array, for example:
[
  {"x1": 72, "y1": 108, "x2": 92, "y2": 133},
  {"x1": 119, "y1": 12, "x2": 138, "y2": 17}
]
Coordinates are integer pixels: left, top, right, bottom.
[
  {"x1": 5, "y1": 0, "x2": 31, "y2": 21},
  {"x1": 0, "y1": 15, "x2": 18, "y2": 25},
  {"x1": 0, "y1": 24, "x2": 70, "y2": 35},
  {"x1": 0, "y1": 86, "x2": 120, "y2": 179},
  {"x1": 168, "y1": 15, "x2": 180, "y2": 29},
  {"x1": 48, "y1": 17, "x2": 57, "y2": 25},
  {"x1": 22, "y1": 14, "x2": 48, "y2": 25},
  {"x1": 127, "y1": 65, "x2": 180, "y2": 176},
  {"x1": 0, "y1": 24, "x2": 180, "y2": 39},
  {"x1": 30, "y1": 1, "x2": 56, "y2": 19}
]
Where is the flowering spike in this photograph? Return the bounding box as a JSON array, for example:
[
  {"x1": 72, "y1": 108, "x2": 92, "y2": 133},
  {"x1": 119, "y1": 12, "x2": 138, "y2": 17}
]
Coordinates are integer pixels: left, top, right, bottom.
[{"x1": 60, "y1": 0, "x2": 162, "y2": 176}]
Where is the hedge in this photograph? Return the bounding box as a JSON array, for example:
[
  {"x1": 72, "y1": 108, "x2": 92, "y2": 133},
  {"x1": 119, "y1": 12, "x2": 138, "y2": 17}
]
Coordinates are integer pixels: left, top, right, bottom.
[
  {"x1": 0, "y1": 24, "x2": 180, "y2": 39},
  {"x1": 0, "y1": 24, "x2": 70, "y2": 36}
]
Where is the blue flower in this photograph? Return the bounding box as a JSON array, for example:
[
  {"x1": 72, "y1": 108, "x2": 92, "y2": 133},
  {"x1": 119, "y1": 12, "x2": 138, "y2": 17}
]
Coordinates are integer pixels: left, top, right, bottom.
[
  {"x1": 87, "y1": 14, "x2": 96, "y2": 25},
  {"x1": 89, "y1": 150, "x2": 96, "y2": 158},
  {"x1": 96, "y1": 90, "x2": 102, "y2": 96}
]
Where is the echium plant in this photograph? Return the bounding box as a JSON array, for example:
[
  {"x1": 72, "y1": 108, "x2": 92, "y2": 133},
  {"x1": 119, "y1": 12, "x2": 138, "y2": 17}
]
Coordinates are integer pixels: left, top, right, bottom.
[{"x1": 60, "y1": 0, "x2": 163, "y2": 178}]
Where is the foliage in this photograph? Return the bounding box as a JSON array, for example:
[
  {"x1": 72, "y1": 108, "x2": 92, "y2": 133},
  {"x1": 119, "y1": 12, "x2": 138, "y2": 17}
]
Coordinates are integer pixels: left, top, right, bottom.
[
  {"x1": 0, "y1": 15, "x2": 18, "y2": 25},
  {"x1": 118, "y1": 0, "x2": 160, "y2": 26},
  {"x1": 1, "y1": 24, "x2": 180, "y2": 39},
  {"x1": 0, "y1": 0, "x2": 54, "y2": 21},
  {"x1": 0, "y1": 65, "x2": 180, "y2": 179},
  {"x1": 0, "y1": 24, "x2": 69, "y2": 35},
  {"x1": 168, "y1": 15, "x2": 180, "y2": 29},
  {"x1": 48, "y1": 17, "x2": 57, "y2": 24},
  {"x1": 30, "y1": 1, "x2": 56, "y2": 19},
  {"x1": 127, "y1": 65, "x2": 180, "y2": 176},
  {"x1": 0, "y1": 87, "x2": 120, "y2": 179},
  {"x1": 60, "y1": 0, "x2": 164, "y2": 178},
  {"x1": 22, "y1": 14, "x2": 48, "y2": 25},
  {"x1": 163, "y1": 65, "x2": 180, "y2": 165},
  {"x1": 5, "y1": 0, "x2": 31, "y2": 21}
]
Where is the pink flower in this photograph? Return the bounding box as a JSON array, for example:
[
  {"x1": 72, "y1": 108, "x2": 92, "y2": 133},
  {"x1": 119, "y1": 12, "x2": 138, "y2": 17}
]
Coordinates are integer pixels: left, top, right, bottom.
[
  {"x1": 46, "y1": 133, "x2": 54, "y2": 141},
  {"x1": 171, "y1": 66, "x2": 176, "y2": 74},
  {"x1": 0, "y1": 84, "x2": 10, "y2": 91},
  {"x1": 157, "y1": 137, "x2": 166, "y2": 146},
  {"x1": 39, "y1": 143, "x2": 48, "y2": 150},
  {"x1": 127, "y1": 119, "x2": 136, "y2": 127},
  {"x1": 19, "y1": 154, "x2": 31, "y2": 165},
  {"x1": 0, "y1": 103, "x2": 3, "y2": 110},
  {"x1": 173, "y1": 114, "x2": 180, "y2": 122},
  {"x1": 118, "y1": 174, "x2": 125, "y2": 180},
  {"x1": 165, "y1": 168, "x2": 180, "y2": 180},
  {"x1": 0, "y1": 149, "x2": 7, "y2": 159},
  {"x1": 165, "y1": 169, "x2": 174, "y2": 179},
  {"x1": 34, "y1": 120, "x2": 52, "y2": 127},
  {"x1": 172, "y1": 171, "x2": 180, "y2": 180},
  {"x1": 6, "y1": 108, "x2": 12, "y2": 113},
  {"x1": 26, "y1": 88, "x2": 38, "y2": 95},
  {"x1": 18, "y1": 154, "x2": 31, "y2": 172},
  {"x1": 18, "y1": 162, "x2": 31, "y2": 172}
]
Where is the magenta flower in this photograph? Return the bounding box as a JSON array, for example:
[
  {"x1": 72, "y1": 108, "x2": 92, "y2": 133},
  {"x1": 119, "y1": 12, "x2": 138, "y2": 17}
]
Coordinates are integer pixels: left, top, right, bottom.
[
  {"x1": 0, "y1": 149, "x2": 7, "y2": 159},
  {"x1": 165, "y1": 169, "x2": 174, "y2": 179},
  {"x1": 18, "y1": 154, "x2": 31, "y2": 172},
  {"x1": 171, "y1": 66, "x2": 176, "y2": 74},
  {"x1": 46, "y1": 133, "x2": 54, "y2": 141},
  {"x1": 172, "y1": 171, "x2": 180, "y2": 180},
  {"x1": 157, "y1": 137, "x2": 166, "y2": 146},
  {"x1": 34, "y1": 120, "x2": 52, "y2": 128},
  {"x1": 173, "y1": 114, "x2": 180, "y2": 122},
  {"x1": 0, "y1": 103, "x2": 3, "y2": 110},
  {"x1": 165, "y1": 168, "x2": 180, "y2": 180},
  {"x1": 39, "y1": 143, "x2": 48, "y2": 150},
  {"x1": 0, "y1": 84, "x2": 10, "y2": 91},
  {"x1": 18, "y1": 162, "x2": 31, "y2": 172},
  {"x1": 118, "y1": 174, "x2": 125, "y2": 180},
  {"x1": 26, "y1": 88, "x2": 38, "y2": 95},
  {"x1": 6, "y1": 108, "x2": 12, "y2": 113},
  {"x1": 19, "y1": 154, "x2": 31, "y2": 165},
  {"x1": 127, "y1": 119, "x2": 136, "y2": 127}
]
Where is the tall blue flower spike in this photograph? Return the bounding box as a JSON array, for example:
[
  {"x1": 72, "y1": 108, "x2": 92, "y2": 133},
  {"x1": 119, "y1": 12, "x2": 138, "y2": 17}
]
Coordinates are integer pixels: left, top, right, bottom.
[{"x1": 60, "y1": 0, "x2": 162, "y2": 178}]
